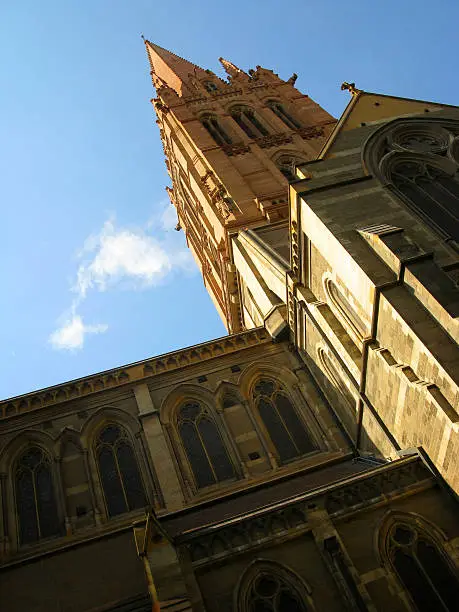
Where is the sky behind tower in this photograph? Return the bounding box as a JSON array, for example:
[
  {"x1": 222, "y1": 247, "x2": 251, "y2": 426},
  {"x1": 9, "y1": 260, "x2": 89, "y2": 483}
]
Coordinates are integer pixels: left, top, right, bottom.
[{"x1": 1, "y1": 0, "x2": 458, "y2": 398}]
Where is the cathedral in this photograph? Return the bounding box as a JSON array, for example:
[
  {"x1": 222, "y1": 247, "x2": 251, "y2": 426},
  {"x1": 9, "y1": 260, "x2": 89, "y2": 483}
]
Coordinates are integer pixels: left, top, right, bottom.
[{"x1": 0, "y1": 40, "x2": 459, "y2": 611}]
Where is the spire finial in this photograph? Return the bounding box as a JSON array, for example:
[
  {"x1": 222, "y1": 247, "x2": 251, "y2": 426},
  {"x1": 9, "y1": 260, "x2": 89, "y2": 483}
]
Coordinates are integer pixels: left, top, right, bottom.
[
  {"x1": 341, "y1": 82, "x2": 360, "y2": 96},
  {"x1": 219, "y1": 57, "x2": 247, "y2": 79}
]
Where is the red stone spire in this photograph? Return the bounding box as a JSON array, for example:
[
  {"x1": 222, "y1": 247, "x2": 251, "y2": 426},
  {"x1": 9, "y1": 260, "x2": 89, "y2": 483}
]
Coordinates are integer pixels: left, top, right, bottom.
[{"x1": 144, "y1": 40, "x2": 211, "y2": 96}]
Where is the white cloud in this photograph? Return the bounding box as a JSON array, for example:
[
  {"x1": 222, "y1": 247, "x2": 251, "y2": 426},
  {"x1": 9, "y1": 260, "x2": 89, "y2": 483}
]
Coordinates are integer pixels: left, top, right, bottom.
[
  {"x1": 49, "y1": 314, "x2": 108, "y2": 351},
  {"x1": 74, "y1": 219, "x2": 183, "y2": 298},
  {"x1": 50, "y1": 207, "x2": 194, "y2": 351}
]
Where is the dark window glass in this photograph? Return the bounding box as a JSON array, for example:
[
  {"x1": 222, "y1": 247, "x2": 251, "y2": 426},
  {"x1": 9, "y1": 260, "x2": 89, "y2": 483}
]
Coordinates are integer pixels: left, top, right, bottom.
[
  {"x1": 388, "y1": 523, "x2": 459, "y2": 611},
  {"x1": 267, "y1": 101, "x2": 301, "y2": 130},
  {"x1": 198, "y1": 418, "x2": 235, "y2": 482},
  {"x1": 258, "y1": 398, "x2": 298, "y2": 462},
  {"x1": 96, "y1": 425, "x2": 147, "y2": 517},
  {"x1": 15, "y1": 447, "x2": 60, "y2": 545},
  {"x1": 248, "y1": 572, "x2": 308, "y2": 612},
  {"x1": 393, "y1": 162, "x2": 459, "y2": 242},
  {"x1": 202, "y1": 116, "x2": 232, "y2": 146},
  {"x1": 254, "y1": 379, "x2": 315, "y2": 463},
  {"x1": 231, "y1": 107, "x2": 269, "y2": 138},
  {"x1": 276, "y1": 394, "x2": 315, "y2": 455},
  {"x1": 178, "y1": 402, "x2": 235, "y2": 489}
]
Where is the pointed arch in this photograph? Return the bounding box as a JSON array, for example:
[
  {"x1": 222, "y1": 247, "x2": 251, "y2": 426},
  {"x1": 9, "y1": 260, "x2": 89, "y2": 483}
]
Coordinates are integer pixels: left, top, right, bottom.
[
  {"x1": 234, "y1": 558, "x2": 315, "y2": 612},
  {"x1": 229, "y1": 104, "x2": 269, "y2": 138},
  {"x1": 239, "y1": 362, "x2": 317, "y2": 464},
  {"x1": 378, "y1": 511, "x2": 459, "y2": 611},
  {"x1": 363, "y1": 117, "x2": 459, "y2": 243},
  {"x1": 161, "y1": 384, "x2": 239, "y2": 492},
  {"x1": 200, "y1": 112, "x2": 232, "y2": 146},
  {"x1": 266, "y1": 99, "x2": 301, "y2": 130},
  {"x1": 14, "y1": 445, "x2": 61, "y2": 546}
]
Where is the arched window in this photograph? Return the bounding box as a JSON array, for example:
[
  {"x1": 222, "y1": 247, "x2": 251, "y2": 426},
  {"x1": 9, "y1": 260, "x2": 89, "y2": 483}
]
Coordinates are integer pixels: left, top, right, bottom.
[
  {"x1": 267, "y1": 100, "x2": 301, "y2": 130},
  {"x1": 252, "y1": 379, "x2": 315, "y2": 463},
  {"x1": 324, "y1": 278, "x2": 366, "y2": 341},
  {"x1": 177, "y1": 401, "x2": 235, "y2": 489},
  {"x1": 231, "y1": 105, "x2": 269, "y2": 138},
  {"x1": 390, "y1": 160, "x2": 459, "y2": 243},
  {"x1": 275, "y1": 154, "x2": 306, "y2": 181},
  {"x1": 384, "y1": 521, "x2": 459, "y2": 611},
  {"x1": 365, "y1": 120, "x2": 459, "y2": 244},
  {"x1": 95, "y1": 424, "x2": 147, "y2": 517},
  {"x1": 201, "y1": 114, "x2": 232, "y2": 146},
  {"x1": 15, "y1": 446, "x2": 60, "y2": 545},
  {"x1": 318, "y1": 349, "x2": 356, "y2": 409},
  {"x1": 236, "y1": 561, "x2": 313, "y2": 612},
  {"x1": 204, "y1": 80, "x2": 218, "y2": 93}
]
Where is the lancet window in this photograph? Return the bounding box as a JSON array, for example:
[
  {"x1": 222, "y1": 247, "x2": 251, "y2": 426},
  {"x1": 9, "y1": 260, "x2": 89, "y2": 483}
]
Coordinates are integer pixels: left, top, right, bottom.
[
  {"x1": 231, "y1": 105, "x2": 269, "y2": 138},
  {"x1": 177, "y1": 401, "x2": 235, "y2": 489},
  {"x1": 15, "y1": 446, "x2": 61, "y2": 545},
  {"x1": 267, "y1": 100, "x2": 301, "y2": 130},
  {"x1": 201, "y1": 113, "x2": 232, "y2": 146},
  {"x1": 384, "y1": 521, "x2": 459, "y2": 611},
  {"x1": 252, "y1": 379, "x2": 315, "y2": 463},
  {"x1": 95, "y1": 424, "x2": 147, "y2": 517}
]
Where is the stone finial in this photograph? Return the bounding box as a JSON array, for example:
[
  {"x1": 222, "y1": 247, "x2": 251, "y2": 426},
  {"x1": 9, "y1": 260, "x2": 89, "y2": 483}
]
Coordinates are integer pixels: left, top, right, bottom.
[
  {"x1": 287, "y1": 73, "x2": 298, "y2": 86},
  {"x1": 219, "y1": 57, "x2": 246, "y2": 79},
  {"x1": 341, "y1": 81, "x2": 360, "y2": 96}
]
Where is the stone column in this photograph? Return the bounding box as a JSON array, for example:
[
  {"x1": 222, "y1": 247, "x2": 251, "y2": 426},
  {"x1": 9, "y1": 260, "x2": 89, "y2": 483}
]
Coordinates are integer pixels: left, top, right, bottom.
[
  {"x1": 134, "y1": 384, "x2": 184, "y2": 511},
  {"x1": 308, "y1": 505, "x2": 376, "y2": 612},
  {"x1": 0, "y1": 473, "x2": 9, "y2": 558}
]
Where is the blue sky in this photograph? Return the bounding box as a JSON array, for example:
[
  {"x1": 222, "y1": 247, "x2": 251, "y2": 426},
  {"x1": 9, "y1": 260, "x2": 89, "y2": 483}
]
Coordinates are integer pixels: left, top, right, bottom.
[{"x1": 1, "y1": 1, "x2": 458, "y2": 399}]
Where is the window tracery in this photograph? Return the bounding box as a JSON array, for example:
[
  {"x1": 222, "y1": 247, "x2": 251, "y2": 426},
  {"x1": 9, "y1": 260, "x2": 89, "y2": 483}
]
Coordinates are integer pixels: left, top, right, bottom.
[
  {"x1": 177, "y1": 401, "x2": 235, "y2": 489},
  {"x1": 365, "y1": 120, "x2": 459, "y2": 244},
  {"x1": 267, "y1": 100, "x2": 301, "y2": 130},
  {"x1": 230, "y1": 105, "x2": 269, "y2": 138},
  {"x1": 201, "y1": 113, "x2": 232, "y2": 146},
  {"x1": 15, "y1": 446, "x2": 60, "y2": 545},
  {"x1": 95, "y1": 424, "x2": 147, "y2": 517},
  {"x1": 252, "y1": 379, "x2": 315, "y2": 463},
  {"x1": 383, "y1": 520, "x2": 459, "y2": 611}
]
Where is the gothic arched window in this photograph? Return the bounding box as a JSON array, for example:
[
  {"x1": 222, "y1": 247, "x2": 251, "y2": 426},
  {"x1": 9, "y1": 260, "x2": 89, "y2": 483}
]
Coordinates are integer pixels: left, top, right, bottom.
[
  {"x1": 95, "y1": 424, "x2": 147, "y2": 517},
  {"x1": 236, "y1": 561, "x2": 313, "y2": 612},
  {"x1": 15, "y1": 446, "x2": 60, "y2": 545},
  {"x1": 252, "y1": 379, "x2": 315, "y2": 463},
  {"x1": 385, "y1": 521, "x2": 459, "y2": 611},
  {"x1": 177, "y1": 401, "x2": 235, "y2": 489},
  {"x1": 267, "y1": 100, "x2": 301, "y2": 130},
  {"x1": 365, "y1": 120, "x2": 459, "y2": 244},
  {"x1": 204, "y1": 80, "x2": 218, "y2": 93},
  {"x1": 201, "y1": 114, "x2": 232, "y2": 146},
  {"x1": 390, "y1": 160, "x2": 459, "y2": 243},
  {"x1": 231, "y1": 105, "x2": 269, "y2": 138}
]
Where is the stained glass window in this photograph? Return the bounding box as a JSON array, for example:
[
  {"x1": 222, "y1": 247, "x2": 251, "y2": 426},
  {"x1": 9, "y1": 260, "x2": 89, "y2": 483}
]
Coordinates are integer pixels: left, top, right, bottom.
[
  {"x1": 253, "y1": 379, "x2": 315, "y2": 463},
  {"x1": 15, "y1": 446, "x2": 60, "y2": 545},
  {"x1": 387, "y1": 522, "x2": 459, "y2": 611},
  {"x1": 247, "y1": 572, "x2": 308, "y2": 612},
  {"x1": 95, "y1": 425, "x2": 147, "y2": 517},
  {"x1": 177, "y1": 402, "x2": 235, "y2": 489}
]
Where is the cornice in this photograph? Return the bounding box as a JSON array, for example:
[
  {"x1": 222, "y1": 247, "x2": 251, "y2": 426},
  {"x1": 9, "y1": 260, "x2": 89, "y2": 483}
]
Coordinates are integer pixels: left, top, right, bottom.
[{"x1": 0, "y1": 328, "x2": 270, "y2": 421}]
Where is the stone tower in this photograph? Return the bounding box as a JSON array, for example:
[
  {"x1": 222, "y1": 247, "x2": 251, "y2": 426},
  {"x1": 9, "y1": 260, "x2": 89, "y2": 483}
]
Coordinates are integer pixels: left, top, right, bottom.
[{"x1": 145, "y1": 41, "x2": 335, "y2": 333}]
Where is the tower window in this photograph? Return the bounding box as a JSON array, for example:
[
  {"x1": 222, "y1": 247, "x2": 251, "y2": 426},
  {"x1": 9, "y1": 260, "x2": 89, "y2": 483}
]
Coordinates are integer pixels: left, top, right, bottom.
[
  {"x1": 15, "y1": 446, "x2": 61, "y2": 545},
  {"x1": 95, "y1": 424, "x2": 147, "y2": 517},
  {"x1": 201, "y1": 114, "x2": 232, "y2": 146},
  {"x1": 252, "y1": 378, "x2": 315, "y2": 463},
  {"x1": 177, "y1": 401, "x2": 235, "y2": 489},
  {"x1": 204, "y1": 80, "x2": 218, "y2": 93},
  {"x1": 230, "y1": 105, "x2": 269, "y2": 138},
  {"x1": 267, "y1": 100, "x2": 301, "y2": 130}
]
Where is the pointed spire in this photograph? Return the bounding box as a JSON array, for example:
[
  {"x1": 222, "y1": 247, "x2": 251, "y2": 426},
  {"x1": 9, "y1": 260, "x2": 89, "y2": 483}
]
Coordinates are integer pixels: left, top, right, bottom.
[
  {"x1": 219, "y1": 57, "x2": 247, "y2": 79},
  {"x1": 144, "y1": 40, "x2": 211, "y2": 96}
]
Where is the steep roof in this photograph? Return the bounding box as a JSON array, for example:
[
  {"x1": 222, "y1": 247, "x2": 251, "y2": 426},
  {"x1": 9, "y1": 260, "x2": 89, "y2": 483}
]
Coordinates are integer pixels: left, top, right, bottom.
[{"x1": 144, "y1": 40, "x2": 212, "y2": 96}]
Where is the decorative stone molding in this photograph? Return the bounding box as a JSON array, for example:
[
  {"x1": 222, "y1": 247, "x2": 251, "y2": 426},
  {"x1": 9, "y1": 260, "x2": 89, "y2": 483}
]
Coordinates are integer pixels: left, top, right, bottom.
[
  {"x1": 297, "y1": 126, "x2": 325, "y2": 140},
  {"x1": 0, "y1": 328, "x2": 270, "y2": 420},
  {"x1": 221, "y1": 142, "x2": 250, "y2": 156},
  {"x1": 256, "y1": 133, "x2": 293, "y2": 148}
]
